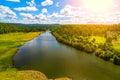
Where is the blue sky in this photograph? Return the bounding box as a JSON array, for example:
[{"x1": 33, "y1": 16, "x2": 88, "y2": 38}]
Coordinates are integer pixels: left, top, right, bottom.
[{"x1": 0, "y1": 0, "x2": 120, "y2": 24}]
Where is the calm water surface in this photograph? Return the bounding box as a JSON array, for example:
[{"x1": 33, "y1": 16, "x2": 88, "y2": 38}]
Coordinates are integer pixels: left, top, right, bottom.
[{"x1": 14, "y1": 31, "x2": 120, "y2": 80}]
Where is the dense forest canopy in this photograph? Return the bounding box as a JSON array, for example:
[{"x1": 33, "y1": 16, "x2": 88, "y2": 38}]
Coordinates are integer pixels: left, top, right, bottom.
[
  {"x1": 0, "y1": 23, "x2": 53, "y2": 34},
  {"x1": 52, "y1": 24, "x2": 120, "y2": 37}
]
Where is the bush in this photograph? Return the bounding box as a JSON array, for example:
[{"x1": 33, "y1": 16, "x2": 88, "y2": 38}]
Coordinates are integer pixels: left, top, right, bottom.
[
  {"x1": 106, "y1": 37, "x2": 113, "y2": 44},
  {"x1": 105, "y1": 50, "x2": 114, "y2": 61},
  {"x1": 78, "y1": 43, "x2": 84, "y2": 50},
  {"x1": 84, "y1": 44, "x2": 95, "y2": 53},
  {"x1": 113, "y1": 55, "x2": 120, "y2": 65},
  {"x1": 94, "y1": 48, "x2": 102, "y2": 56},
  {"x1": 113, "y1": 51, "x2": 120, "y2": 65},
  {"x1": 99, "y1": 50, "x2": 113, "y2": 61}
]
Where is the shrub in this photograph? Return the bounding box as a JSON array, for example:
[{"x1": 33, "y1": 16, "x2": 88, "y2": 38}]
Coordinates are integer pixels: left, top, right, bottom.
[
  {"x1": 113, "y1": 51, "x2": 120, "y2": 65},
  {"x1": 84, "y1": 44, "x2": 95, "y2": 53},
  {"x1": 106, "y1": 37, "x2": 113, "y2": 44},
  {"x1": 99, "y1": 50, "x2": 113, "y2": 61},
  {"x1": 113, "y1": 55, "x2": 120, "y2": 65},
  {"x1": 104, "y1": 50, "x2": 114, "y2": 61},
  {"x1": 94, "y1": 48, "x2": 102, "y2": 56}
]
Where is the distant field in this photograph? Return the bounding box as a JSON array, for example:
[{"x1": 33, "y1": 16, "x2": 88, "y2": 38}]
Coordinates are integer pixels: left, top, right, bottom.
[
  {"x1": 90, "y1": 36, "x2": 120, "y2": 51},
  {"x1": 90, "y1": 36, "x2": 106, "y2": 43},
  {"x1": 113, "y1": 37, "x2": 120, "y2": 51}
]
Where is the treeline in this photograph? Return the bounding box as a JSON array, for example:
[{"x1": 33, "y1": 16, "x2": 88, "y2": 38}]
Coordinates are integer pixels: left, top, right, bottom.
[
  {"x1": 52, "y1": 24, "x2": 120, "y2": 37},
  {"x1": 0, "y1": 23, "x2": 50, "y2": 34},
  {"x1": 51, "y1": 24, "x2": 120, "y2": 65}
]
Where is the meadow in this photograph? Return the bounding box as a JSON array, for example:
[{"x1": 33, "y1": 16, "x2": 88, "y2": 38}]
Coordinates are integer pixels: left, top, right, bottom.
[{"x1": 0, "y1": 32, "x2": 47, "y2": 79}]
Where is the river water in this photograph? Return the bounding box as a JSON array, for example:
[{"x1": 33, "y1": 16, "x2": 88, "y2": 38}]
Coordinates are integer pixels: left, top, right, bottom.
[{"x1": 13, "y1": 31, "x2": 120, "y2": 80}]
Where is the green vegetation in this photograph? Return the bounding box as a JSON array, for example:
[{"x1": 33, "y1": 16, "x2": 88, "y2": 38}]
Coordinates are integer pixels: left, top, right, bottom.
[
  {"x1": 0, "y1": 23, "x2": 70, "y2": 80},
  {"x1": 0, "y1": 70, "x2": 48, "y2": 80},
  {"x1": 0, "y1": 23, "x2": 48, "y2": 34},
  {"x1": 0, "y1": 23, "x2": 47, "y2": 79},
  {"x1": 0, "y1": 32, "x2": 41, "y2": 71},
  {"x1": 0, "y1": 32, "x2": 45, "y2": 79},
  {"x1": 51, "y1": 24, "x2": 120, "y2": 65}
]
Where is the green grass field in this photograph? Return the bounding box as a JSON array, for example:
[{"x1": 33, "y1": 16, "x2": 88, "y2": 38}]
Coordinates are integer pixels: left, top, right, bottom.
[
  {"x1": 90, "y1": 36, "x2": 106, "y2": 43},
  {"x1": 0, "y1": 32, "x2": 48, "y2": 80},
  {"x1": 0, "y1": 32, "x2": 41, "y2": 71},
  {"x1": 91, "y1": 36, "x2": 120, "y2": 51},
  {"x1": 113, "y1": 38, "x2": 120, "y2": 51}
]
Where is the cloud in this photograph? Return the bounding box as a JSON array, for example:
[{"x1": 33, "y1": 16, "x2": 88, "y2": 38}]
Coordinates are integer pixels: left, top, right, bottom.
[
  {"x1": 35, "y1": 14, "x2": 47, "y2": 21},
  {"x1": 41, "y1": 0, "x2": 53, "y2": 6},
  {"x1": 56, "y1": 2, "x2": 59, "y2": 7},
  {"x1": 26, "y1": 0, "x2": 36, "y2": 7},
  {"x1": 20, "y1": 13, "x2": 34, "y2": 19},
  {"x1": 13, "y1": 13, "x2": 48, "y2": 24},
  {"x1": 6, "y1": 0, "x2": 20, "y2": 2},
  {"x1": 49, "y1": 13, "x2": 59, "y2": 18},
  {"x1": 14, "y1": 6, "x2": 37, "y2": 12},
  {"x1": 48, "y1": 12, "x2": 63, "y2": 18},
  {"x1": 59, "y1": 3, "x2": 120, "y2": 24},
  {"x1": 60, "y1": 5, "x2": 72, "y2": 15},
  {"x1": 41, "y1": 8, "x2": 48, "y2": 14},
  {"x1": 0, "y1": 5, "x2": 17, "y2": 18},
  {"x1": 14, "y1": 0, "x2": 37, "y2": 12}
]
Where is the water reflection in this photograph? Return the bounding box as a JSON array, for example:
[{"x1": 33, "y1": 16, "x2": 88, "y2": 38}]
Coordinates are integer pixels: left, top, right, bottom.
[{"x1": 14, "y1": 31, "x2": 120, "y2": 80}]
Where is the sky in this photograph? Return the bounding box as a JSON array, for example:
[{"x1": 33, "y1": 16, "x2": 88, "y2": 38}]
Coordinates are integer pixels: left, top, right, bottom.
[{"x1": 0, "y1": 0, "x2": 120, "y2": 24}]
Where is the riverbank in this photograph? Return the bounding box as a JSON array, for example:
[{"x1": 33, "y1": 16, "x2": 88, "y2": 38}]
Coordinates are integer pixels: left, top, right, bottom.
[
  {"x1": 51, "y1": 25, "x2": 120, "y2": 65},
  {"x1": 0, "y1": 32, "x2": 45, "y2": 79},
  {"x1": 0, "y1": 32, "x2": 72, "y2": 80},
  {"x1": 11, "y1": 30, "x2": 120, "y2": 80}
]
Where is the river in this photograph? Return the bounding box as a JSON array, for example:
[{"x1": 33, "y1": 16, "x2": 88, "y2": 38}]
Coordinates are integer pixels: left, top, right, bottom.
[{"x1": 13, "y1": 31, "x2": 120, "y2": 80}]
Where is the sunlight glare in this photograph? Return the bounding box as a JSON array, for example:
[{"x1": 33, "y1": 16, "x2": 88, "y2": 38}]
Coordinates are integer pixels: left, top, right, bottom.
[{"x1": 81, "y1": 0, "x2": 114, "y2": 12}]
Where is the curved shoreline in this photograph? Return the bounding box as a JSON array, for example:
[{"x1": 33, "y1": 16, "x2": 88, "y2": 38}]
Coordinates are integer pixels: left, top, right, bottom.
[
  {"x1": 0, "y1": 32, "x2": 50, "y2": 80},
  {"x1": 1, "y1": 32, "x2": 71, "y2": 80}
]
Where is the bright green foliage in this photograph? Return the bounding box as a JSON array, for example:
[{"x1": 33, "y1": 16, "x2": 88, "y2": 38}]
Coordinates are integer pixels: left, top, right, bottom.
[
  {"x1": 0, "y1": 32, "x2": 44, "y2": 79},
  {"x1": 51, "y1": 24, "x2": 120, "y2": 65},
  {"x1": 113, "y1": 51, "x2": 120, "y2": 65},
  {"x1": 0, "y1": 32, "x2": 41, "y2": 71}
]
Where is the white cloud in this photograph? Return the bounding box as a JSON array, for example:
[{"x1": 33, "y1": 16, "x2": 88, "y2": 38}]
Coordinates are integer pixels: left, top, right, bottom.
[
  {"x1": 50, "y1": 13, "x2": 59, "y2": 18},
  {"x1": 60, "y1": 5, "x2": 72, "y2": 15},
  {"x1": 41, "y1": 0, "x2": 53, "y2": 6},
  {"x1": 14, "y1": 6, "x2": 37, "y2": 12},
  {"x1": 48, "y1": 12, "x2": 64, "y2": 18},
  {"x1": 7, "y1": 13, "x2": 48, "y2": 24},
  {"x1": 0, "y1": 5, "x2": 17, "y2": 18},
  {"x1": 6, "y1": 0, "x2": 20, "y2": 2},
  {"x1": 26, "y1": 0, "x2": 35, "y2": 7},
  {"x1": 14, "y1": 0, "x2": 37, "y2": 12},
  {"x1": 56, "y1": 2, "x2": 59, "y2": 7},
  {"x1": 35, "y1": 14, "x2": 47, "y2": 21},
  {"x1": 41, "y1": 8, "x2": 48, "y2": 14},
  {"x1": 20, "y1": 13, "x2": 34, "y2": 19}
]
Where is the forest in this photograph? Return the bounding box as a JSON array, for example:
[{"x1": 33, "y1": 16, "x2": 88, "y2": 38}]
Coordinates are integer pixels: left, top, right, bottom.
[
  {"x1": 0, "y1": 23, "x2": 49, "y2": 34},
  {"x1": 51, "y1": 24, "x2": 120, "y2": 65}
]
